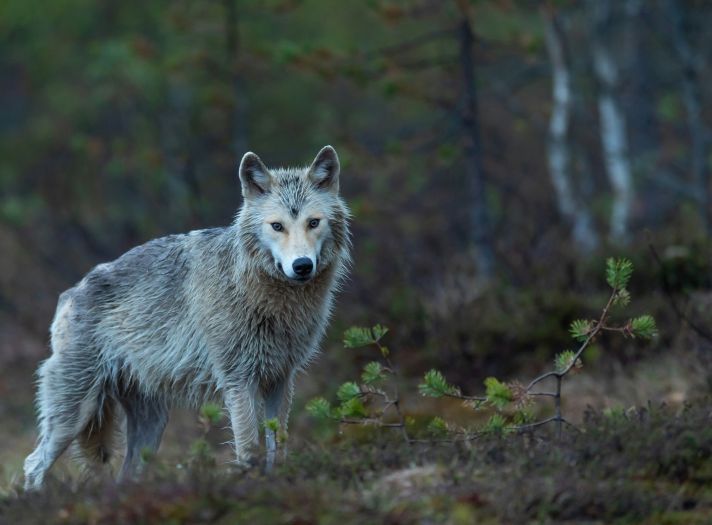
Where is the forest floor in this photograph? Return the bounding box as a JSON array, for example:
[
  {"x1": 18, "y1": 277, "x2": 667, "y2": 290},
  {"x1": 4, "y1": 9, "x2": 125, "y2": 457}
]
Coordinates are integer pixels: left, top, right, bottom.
[{"x1": 1, "y1": 349, "x2": 712, "y2": 524}]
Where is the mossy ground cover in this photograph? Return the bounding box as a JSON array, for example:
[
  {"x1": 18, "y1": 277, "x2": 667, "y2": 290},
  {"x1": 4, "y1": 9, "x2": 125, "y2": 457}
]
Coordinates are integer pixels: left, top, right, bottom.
[{"x1": 2, "y1": 402, "x2": 712, "y2": 524}]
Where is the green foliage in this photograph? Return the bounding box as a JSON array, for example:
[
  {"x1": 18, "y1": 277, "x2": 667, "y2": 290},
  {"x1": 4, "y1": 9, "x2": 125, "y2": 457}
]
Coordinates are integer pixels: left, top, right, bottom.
[
  {"x1": 189, "y1": 438, "x2": 212, "y2": 459},
  {"x1": 361, "y1": 361, "x2": 385, "y2": 384},
  {"x1": 336, "y1": 382, "x2": 361, "y2": 402},
  {"x1": 371, "y1": 324, "x2": 388, "y2": 341},
  {"x1": 606, "y1": 258, "x2": 634, "y2": 290},
  {"x1": 200, "y1": 403, "x2": 223, "y2": 426},
  {"x1": 306, "y1": 397, "x2": 333, "y2": 420},
  {"x1": 139, "y1": 446, "x2": 155, "y2": 464},
  {"x1": 427, "y1": 416, "x2": 449, "y2": 437},
  {"x1": 343, "y1": 327, "x2": 374, "y2": 348},
  {"x1": 484, "y1": 377, "x2": 513, "y2": 409},
  {"x1": 419, "y1": 369, "x2": 459, "y2": 398},
  {"x1": 603, "y1": 405, "x2": 627, "y2": 422},
  {"x1": 569, "y1": 319, "x2": 593, "y2": 342},
  {"x1": 338, "y1": 398, "x2": 368, "y2": 419},
  {"x1": 630, "y1": 315, "x2": 658, "y2": 339},
  {"x1": 483, "y1": 413, "x2": 508, "y2": 434},
  {"x1": 613, "y1": 288, "x2": 631, "y2": 307},
  {"x1": 554, "y1": 350, "x2": 581, "y2": 373},
  {"x1": 263, "y1": 418, "x2": 280, "y2": 433},
  {"x1": 343, "y1": 324, "x2": 388, "y2": 348},
  {"x1": 657, "y1": 91, "x2": 682, "y2": 122},
  {"x1": 512, "y1": 408, "x2": 534, "y2": 425}
]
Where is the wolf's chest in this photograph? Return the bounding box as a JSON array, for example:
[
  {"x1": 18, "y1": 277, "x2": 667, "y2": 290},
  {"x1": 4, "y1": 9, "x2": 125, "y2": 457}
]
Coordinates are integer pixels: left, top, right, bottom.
[{"x1": 226, "y1": 298, "x2": 327, "y2": 379}]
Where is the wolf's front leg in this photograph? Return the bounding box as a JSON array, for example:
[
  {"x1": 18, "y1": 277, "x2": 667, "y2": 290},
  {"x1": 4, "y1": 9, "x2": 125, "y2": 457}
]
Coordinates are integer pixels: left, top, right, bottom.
[
  {"x1": 264, "y1": 373, "x2": 295, "y2": 469},
  {"x1": 224, "y1": 383, "x2": 260, "y2": 465}
]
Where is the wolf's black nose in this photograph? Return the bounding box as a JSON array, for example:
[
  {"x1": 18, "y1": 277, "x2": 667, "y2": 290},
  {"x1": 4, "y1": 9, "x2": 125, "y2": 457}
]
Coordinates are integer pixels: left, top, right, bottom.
[{"x1": 293, "y1": 257, "x2": 313, "y2": 277}]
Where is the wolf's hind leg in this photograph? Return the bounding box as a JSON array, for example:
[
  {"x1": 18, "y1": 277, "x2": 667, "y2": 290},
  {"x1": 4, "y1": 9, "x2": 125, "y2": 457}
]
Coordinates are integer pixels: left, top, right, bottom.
[
  {"x1": 24, "y1": 355, "x2": 100, "y2": 490},
  {"x1": 118, "y1": 392, "x2": 169, "y2": 481}
]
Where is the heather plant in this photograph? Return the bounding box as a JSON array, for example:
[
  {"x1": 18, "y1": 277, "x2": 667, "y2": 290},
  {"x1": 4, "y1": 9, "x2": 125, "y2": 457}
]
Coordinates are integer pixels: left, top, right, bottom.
[{"x1": 419, "y1": 257, "x2": 658, "y2": 438}]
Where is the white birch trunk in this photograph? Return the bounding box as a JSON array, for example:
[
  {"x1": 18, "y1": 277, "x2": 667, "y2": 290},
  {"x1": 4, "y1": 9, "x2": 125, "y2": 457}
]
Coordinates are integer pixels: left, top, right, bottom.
[
  {"x1": 543, "y1": 10, "x2": 598, "y2": 253},
  {"x1": 591, "y1": 0, "x2": 633, "y2": 243}
]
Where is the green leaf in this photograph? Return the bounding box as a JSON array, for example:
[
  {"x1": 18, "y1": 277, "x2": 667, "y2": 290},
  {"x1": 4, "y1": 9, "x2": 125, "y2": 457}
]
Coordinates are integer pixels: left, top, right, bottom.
[
  {"x1": 189, "y1": 438, "x2": 211, "y2": 458},
  {"x1": 338, "y1": 397, "x2": 368, "y2": 418},
  {"x1": 306, "y1": 397, "x2": 333, "y2": 419},
  {"x1": 343, "y1": 327, "x2": 375, "y2": 348},
  {"x1": 603, "y1": 405, "x2": 627, "y2": 422},
  {"x1": 630, "y1": 315, "x2": 658, "y2": 339},
  {"x1": 418, "y1": 369, "x2": 459, "y2": 398},
  {"x1": 427, "y1": 417, "x2": 449, "y2": 437},
  {"x1": 263, "y1": 417, "x2": 280, "y2": 433},
  {"x1": 613, "y1": 288, "x2": 631, "y2": 307},
  {"x1": 343, "y1": 324, "x2": 389, "y2": 348},
  {"x1": 336, "y1": 381, "x2": 361, "y2": 402},
  {"x1": 554, "y1": 350, "x2": 582, "y2": 373},
  {"x1": 569, "y1": 319, "x2": 593, "y2": 342},
  {"x1": 512, "y1": 409, "x2": 534, "y2": 425},
  {"x1": 371, "y1": 324, "x2": 389, "y2": 341},
  {"x1": 606, "y1": 258, "x2": 634, "y2": 290},
  {"x1": 362, "y1": 361, "x2": 385, "y2": 384},
  {"x1": 200, "y1": 403, "x2": 223, "y2": 425},
  {"x1": 483, "y1": 413, "x2": 508, "y2": 434},
  {"x1": 484, "y1": 377, "x2": 513, "y2": 409}
]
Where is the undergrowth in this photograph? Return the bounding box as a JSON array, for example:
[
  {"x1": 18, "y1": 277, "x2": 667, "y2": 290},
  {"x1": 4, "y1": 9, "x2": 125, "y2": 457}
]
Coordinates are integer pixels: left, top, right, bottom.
[
  {"x1": 2, "y1": 403, "x2": 712, "y2": 524},
  {"x1": 307, "y1": 258, "x2": 658, "y2": 442}
]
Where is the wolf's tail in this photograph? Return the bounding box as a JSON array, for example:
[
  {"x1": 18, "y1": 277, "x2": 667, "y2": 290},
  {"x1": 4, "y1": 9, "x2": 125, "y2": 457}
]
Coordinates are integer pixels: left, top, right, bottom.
[{"x1": 74, "y1": 392, "x2": 116, "y2": 466}]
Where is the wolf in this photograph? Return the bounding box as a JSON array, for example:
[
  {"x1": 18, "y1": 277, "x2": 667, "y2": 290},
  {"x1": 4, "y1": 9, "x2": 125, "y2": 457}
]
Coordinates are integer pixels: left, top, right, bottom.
[{"x1": 23, "y1": 145, "x2": 351, "y2": 490}]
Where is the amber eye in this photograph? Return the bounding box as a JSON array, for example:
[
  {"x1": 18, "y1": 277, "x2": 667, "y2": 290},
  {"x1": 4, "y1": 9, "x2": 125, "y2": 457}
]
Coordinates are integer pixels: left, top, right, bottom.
[
  {"x1": 308, "y1": 218, "x2": 320, "y2": 229},
  {"x1": 271, "y1": 222, "x2": 284, "y2": 232}
]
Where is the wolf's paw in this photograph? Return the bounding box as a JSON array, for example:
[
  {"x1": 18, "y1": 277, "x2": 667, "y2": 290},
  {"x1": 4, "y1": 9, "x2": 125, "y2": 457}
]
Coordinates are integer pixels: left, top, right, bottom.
[{"x1": 230, "y1": 453, "x2": 259, "y2": 470}]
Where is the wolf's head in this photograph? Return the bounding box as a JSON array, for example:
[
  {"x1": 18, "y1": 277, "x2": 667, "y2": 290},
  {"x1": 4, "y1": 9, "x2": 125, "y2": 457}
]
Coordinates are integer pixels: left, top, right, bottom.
[{"x1": 235, "y1": 146, "x2": 350, "y2": 284}]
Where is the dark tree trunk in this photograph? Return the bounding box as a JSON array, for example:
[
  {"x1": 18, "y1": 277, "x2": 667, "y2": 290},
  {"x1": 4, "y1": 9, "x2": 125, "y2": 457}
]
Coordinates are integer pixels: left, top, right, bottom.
[
  {"x1": 623, "y1": 0, "x2": 659, "y2": 175},
  {"x1": 665, "y1": 0, "x2": 711, "y2": 235},
  {"x1": 458, "y1": 15, "x2": 495, "y2": 279}
]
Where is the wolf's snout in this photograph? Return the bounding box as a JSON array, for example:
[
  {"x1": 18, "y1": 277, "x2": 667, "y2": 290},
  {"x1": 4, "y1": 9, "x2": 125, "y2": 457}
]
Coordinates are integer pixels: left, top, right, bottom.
[{"x1": 292, "y1": 257, "x2": 313, "y2": 277}]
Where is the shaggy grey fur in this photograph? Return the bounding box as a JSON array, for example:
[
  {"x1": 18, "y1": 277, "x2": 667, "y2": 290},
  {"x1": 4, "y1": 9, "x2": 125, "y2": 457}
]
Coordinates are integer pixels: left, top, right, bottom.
[{"x1": 23, "y1": 146, "x2": 351, "y2": 489}]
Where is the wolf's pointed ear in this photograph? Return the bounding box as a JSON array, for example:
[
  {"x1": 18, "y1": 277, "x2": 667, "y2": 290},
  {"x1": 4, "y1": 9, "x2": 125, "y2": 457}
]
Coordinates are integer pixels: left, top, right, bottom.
[
  {"x1": 239, "y1": 152, "x2": 272, "y2": 198},
  {"x1": 308, "y1": 145, "x2": 340, "y2": 193}
]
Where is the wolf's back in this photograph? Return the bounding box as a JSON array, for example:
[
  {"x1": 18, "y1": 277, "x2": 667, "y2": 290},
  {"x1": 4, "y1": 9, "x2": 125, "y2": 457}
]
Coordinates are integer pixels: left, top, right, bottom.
[{"x1": 52, "y1": 230, "x2": 226, "y2": 372}]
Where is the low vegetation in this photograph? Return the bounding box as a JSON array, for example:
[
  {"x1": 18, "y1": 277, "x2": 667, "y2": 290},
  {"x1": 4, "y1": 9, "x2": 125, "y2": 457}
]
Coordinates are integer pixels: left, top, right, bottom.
[
  {"x1": 2, "y1": 402, "x2": 712, "y2": 524},
  {"x1": 308, "y1": 258, "x2": 658, "y2": 442},
  {"x1": 4, "y1": 257, "x2": 711, "y2": 524}
]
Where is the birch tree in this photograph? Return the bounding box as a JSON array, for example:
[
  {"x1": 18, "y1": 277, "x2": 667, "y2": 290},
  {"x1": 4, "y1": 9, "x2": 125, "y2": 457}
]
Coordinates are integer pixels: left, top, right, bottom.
[
  {"x1": 590, "y1": 0, "x2": 634, "y2": 243},
  {"x1": 542, "y1": 7, "x2": 598, "y2": 253}
]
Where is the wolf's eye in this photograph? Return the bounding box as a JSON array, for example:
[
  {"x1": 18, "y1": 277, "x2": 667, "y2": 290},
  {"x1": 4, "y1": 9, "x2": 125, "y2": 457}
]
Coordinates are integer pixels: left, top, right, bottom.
[
  {"x1": 308, "y1": 218, "x2": 320, "y2": 229},
  {"x1": 271, "y1": 222, "x2": 284, "y2": 232}
]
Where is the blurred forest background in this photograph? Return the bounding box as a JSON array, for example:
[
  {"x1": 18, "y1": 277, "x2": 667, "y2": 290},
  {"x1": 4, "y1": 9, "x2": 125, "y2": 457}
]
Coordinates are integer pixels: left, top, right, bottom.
[{"x1": 2, "y1": 0, "x2": 712, "y2": 479}]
